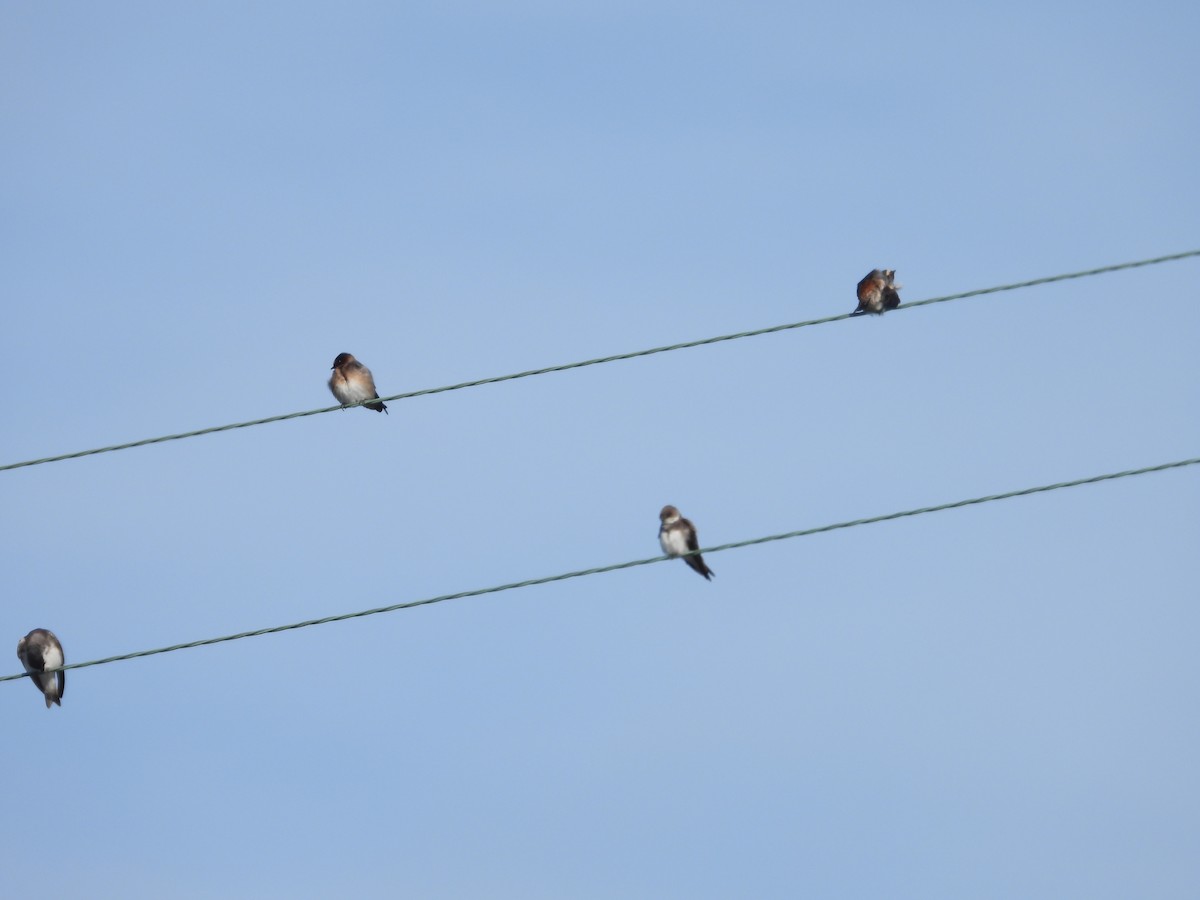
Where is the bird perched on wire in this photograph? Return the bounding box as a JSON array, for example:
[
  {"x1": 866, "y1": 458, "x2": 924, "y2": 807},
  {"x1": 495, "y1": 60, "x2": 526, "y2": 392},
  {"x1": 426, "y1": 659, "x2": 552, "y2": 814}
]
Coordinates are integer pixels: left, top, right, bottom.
[
  {"x1": 659, "y1": 505, "x2": 715, "y2": 581},
  {"x1": 329, "y1": 353, "x2": 388, "y2": 413},
  {"x1": 17, "y1": 628, "x2": 65, "y2": 709},
  {"x1": 851, "y1": 269, "x2": 901, "y2": 316}
]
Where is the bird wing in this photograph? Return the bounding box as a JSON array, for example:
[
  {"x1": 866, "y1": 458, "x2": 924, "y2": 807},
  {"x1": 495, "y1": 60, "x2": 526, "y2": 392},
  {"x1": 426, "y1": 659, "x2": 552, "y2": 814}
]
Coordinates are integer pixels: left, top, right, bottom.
[{"x1": 24, "y1": 643, "x2": 44, "y2": 671}]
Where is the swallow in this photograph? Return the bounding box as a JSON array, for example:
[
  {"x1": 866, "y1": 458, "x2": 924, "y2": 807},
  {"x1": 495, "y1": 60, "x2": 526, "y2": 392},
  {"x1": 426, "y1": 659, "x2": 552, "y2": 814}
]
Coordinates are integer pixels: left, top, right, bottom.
[
  {"x1": 329, "y1": 353, "x2": 387, "y2": 413},
  {"x1": 16, "y1": 628, "x2": 65, "y2": 709},
  {"x1": 851, "y1": 269, "x2": 901, "y2": 316},
  {"x1": 659, "y1": 505, "x2": 715, "y2": 581}
]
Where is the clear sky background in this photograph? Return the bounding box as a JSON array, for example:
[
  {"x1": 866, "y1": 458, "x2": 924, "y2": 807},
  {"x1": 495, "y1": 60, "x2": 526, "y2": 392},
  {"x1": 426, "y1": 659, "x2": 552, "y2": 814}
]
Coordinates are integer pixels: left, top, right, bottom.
[{"x1": 2, "y1": 3, "x2": 1198, "y2": 898}]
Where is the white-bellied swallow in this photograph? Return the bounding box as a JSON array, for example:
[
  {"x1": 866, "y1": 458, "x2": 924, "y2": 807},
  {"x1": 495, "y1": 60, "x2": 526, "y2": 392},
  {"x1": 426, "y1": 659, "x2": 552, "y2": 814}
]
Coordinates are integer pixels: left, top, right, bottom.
[
  {"x1": 852, "y1": 269, "x2": 901, "y2": 316},
  {"x1": 659, "y1": 505, "x2": 714, "y2": 581},
  {"x1": 16, "y1": 628, "x2": 65, "y2": 709},
  {"x1": 329, "y1": 353, "x2": 388, "y2": 413}
]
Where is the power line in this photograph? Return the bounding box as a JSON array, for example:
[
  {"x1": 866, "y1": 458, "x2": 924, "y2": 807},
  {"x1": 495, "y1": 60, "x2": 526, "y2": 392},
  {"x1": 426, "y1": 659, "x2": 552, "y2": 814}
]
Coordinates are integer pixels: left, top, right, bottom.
[
  {"x1": 3, "y1": 249, "x2": 1197, "y2": 475},
  {"x1": 4, "y1": 454, "x2": 1194, "y2": 684}
]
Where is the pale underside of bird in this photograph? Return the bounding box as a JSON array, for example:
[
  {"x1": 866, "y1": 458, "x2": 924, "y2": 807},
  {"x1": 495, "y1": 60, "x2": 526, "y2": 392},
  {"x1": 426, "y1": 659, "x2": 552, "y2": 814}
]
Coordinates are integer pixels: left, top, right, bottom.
[
  {"x1": 329, "y1": 352, "x2": 388, "y2": 413},
  {"x1": 659, "y1": 505, "x2": 715, "y2": 581},
  {"x1": 17, "y1": 628, "x2": 65, "y2": 709},
  {"x1": 852, "y1": 268, "x2": 902, "y2": 316}
]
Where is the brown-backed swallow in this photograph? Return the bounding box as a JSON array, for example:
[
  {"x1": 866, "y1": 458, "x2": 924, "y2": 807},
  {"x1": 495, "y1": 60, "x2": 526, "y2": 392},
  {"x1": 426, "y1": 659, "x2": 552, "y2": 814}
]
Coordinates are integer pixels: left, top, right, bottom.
[
  {"x1": 329, "y1": 353, "x2": 387, "y2": 413},
  {"x1": 16, "y1": 628, "x2": 65, "y2": 709},
  {"x1": 659, "y1": 505, "x2": 714, "y2": 581},
  {"x1": 852, "y1": 269, "x2": 901, "y2": 316}
]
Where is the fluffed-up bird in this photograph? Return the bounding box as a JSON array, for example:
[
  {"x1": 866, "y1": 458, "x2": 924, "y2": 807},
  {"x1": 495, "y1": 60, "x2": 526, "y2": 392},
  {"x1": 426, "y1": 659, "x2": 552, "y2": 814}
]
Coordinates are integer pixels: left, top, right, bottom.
[
  {"x1": 329, "y1": 353, "x2": 388, "y2": 413},
  {"x1": 17, "y1": 628, "x2": 65, "y2": 709},
  {"x1": 852, "y1": 269, "x2": 901, "y2": 316},
  {"x1": 659, "y1": 505, "x2": 715, "y2": 581}
]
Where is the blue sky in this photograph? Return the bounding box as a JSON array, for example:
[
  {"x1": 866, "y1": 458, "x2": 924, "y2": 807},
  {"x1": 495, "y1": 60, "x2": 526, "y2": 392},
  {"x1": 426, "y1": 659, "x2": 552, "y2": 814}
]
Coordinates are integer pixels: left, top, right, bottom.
[{"x1": 2, "y1": 2, "x2": 1198, "y2": 897}]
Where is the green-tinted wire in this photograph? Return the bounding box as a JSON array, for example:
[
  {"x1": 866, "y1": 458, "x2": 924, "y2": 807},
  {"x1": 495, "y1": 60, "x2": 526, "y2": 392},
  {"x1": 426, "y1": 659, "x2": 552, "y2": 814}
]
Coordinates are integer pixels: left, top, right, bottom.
[
  {"x1": 3, "y1": 249, "x2": 1197, "y2": 474},
  {"x1": 4, "y1": 455, "x2": 1195, "y2": 683}
]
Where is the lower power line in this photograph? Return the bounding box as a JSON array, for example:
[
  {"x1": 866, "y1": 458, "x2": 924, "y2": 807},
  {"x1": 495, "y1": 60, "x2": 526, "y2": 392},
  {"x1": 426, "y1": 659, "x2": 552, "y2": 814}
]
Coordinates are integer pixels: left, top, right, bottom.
[{"x1": 3, "y1": 454, "x2": 1195, "y2": 684}]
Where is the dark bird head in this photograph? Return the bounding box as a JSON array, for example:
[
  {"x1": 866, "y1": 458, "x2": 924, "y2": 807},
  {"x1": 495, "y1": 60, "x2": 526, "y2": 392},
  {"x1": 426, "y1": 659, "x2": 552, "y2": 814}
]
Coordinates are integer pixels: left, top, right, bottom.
[
  {"x1": 17, "y1": 628, "x2": 57, "y2": 663},
  {"x1": 331, "y1": 352, "x2": 356, "y2": 370},
  {"x1": 659, "y1": 505, "x2": 681, "y2": 523}
]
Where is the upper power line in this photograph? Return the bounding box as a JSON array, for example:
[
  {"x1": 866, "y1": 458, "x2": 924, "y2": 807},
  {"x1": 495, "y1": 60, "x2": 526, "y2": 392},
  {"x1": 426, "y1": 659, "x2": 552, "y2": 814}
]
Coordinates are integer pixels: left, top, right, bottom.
[{"x1": 2, "y1": 248, "x2": 1197, "y2": 474}]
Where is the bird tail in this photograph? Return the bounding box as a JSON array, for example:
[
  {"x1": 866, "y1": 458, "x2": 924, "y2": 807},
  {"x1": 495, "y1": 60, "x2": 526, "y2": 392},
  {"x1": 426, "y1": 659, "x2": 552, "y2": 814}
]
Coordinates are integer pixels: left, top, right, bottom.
[
  {"x1": 687, "y1": 556, "x2": 715, "y2": 581},
  {"x1": 43, "y1": 673, "x2": 63, "y2": 708},
  {"x1": 367, "y1": 401, "x2": 388, "y2": 414}
]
